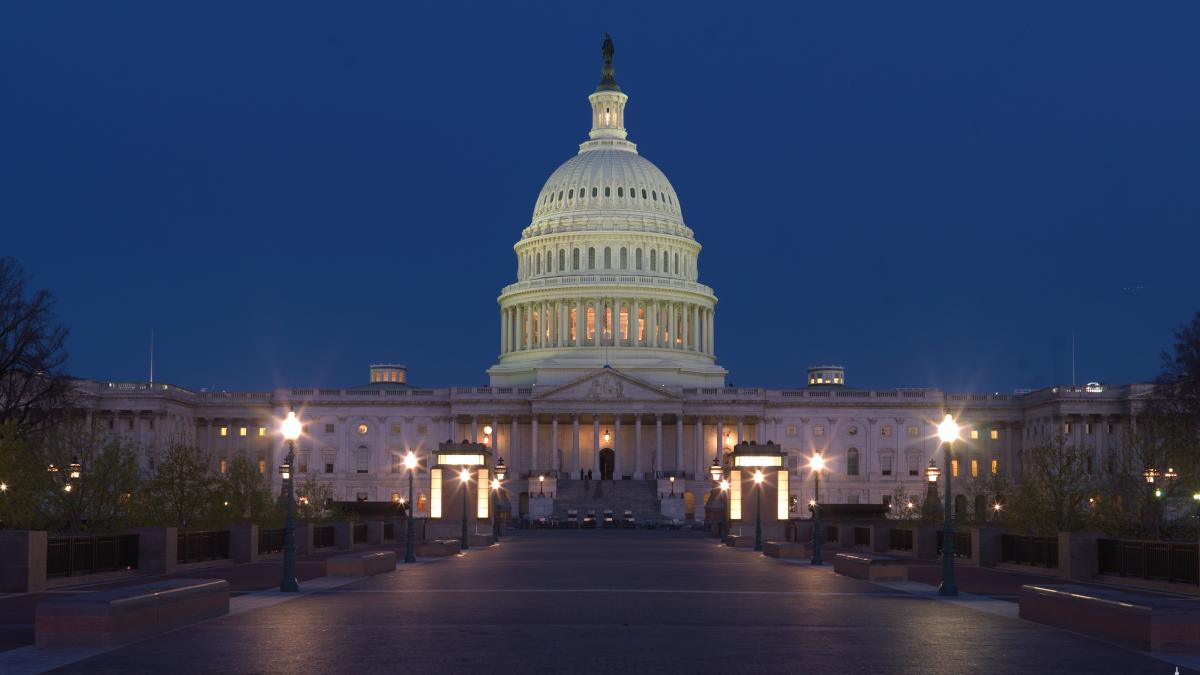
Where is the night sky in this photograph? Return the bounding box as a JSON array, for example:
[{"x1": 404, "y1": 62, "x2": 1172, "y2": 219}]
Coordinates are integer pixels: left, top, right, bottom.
[{"x1": 3, "y1": 2, "x2": 1198, "y2": 393}]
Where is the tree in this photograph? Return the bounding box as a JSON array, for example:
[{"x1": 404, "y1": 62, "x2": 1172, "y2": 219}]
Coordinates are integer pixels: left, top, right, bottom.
[
  {"x1": 887, "y1": 484, "x2": 920, "y2": 521},
  {"x1": 218, "y1": 457, "x2": 279, "y2": 526},
  {"x1": 1158, "y1": 309, "x2": 1200, "y2": 428},
  {"x1": 0, "y1": 421, "x2": 50, "y2": 529},
  {"x1": 1006, "y1": 437, "x2": 1094, "y2": 536},
  {"x1": 137, "y1": 444, "x2": 219, "y2": 529},
  {"x1": 0, "y1": 258, "x2": 72, "y2": 440},
  {"x1": 296, "y1": 475, "x2": 337, "y2": 522},
  {"x1": 39, "y1": 420, "x2": 141, "y2": 533}
]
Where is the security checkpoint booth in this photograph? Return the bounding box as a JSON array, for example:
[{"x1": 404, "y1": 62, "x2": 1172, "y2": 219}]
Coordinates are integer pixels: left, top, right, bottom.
[
  {"x1": 423, "y1": 441, "x2": 500, "y2": 547},
  {"x1": 727, "y1": 441, "x2": 791, "y2": 543}
]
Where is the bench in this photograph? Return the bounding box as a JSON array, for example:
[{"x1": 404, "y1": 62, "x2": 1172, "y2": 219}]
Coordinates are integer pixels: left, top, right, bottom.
[
  {"x1": 1019, "y1": 584, "x2": 1200, "y2": 651},
  {"x1": 327, "y1": 550, "x2": 396, "y2": 577},
  {"x1": 622, "y1": 511, "x2": 636, "y2": 529},
  {"x1": 415, "y1": 539, "x2": 462, "y2": 557},
  {"x1": 36, "y1": 578, "x2": 229, "y2": 648},
  {"x1": 763, "y1": 541, "x2": 808, "y2": 559},
  {"x1": 583, "y1": 512, "x2": 597, "y2": 529},
  {"x1": 603, "y1": 510, "x2": 616, "y2": 528},
  {"x1": 724, "y1": 535, "x2": 756, "y2": 549},
  {"x1": 833, "y1": 552, "x2": 908, "y2": 581}
]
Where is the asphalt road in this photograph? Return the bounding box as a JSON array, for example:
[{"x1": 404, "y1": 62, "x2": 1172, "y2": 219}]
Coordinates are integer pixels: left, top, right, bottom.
[{"x1": 41, "y1": 530, "x2": 1196, "y2": 674}]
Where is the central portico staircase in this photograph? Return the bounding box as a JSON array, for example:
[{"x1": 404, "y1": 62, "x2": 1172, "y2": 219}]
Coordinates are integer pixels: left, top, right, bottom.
[{"x1": 552, "y1": 479, "x2": 663, "y2": 524}]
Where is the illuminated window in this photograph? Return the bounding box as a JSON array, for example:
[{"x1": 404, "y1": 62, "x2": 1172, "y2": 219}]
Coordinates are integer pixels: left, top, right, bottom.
[
  {"x1": 1085, "y1": 423, "x2": 1092, "y2": 435},
  {"x1": 477, "y1": 469, "x2": 489, "y2": 518},
  {"x1": 991, "y1": 459, "x2": 999, "y2": 475},
  {"x1": 240, "y1": 427, "x2": 247, "y2": 436},
  {"x1": 881, "y1": 426, "x2": 892, "y2": 437},
  {"x1": 620, "y1": 306, "x2": 629, "y2": 340},
  {"x1": 219, "y1": 458, "x2": 228, "y2": 474},
  {"x1": 786, "y1": 425, "x2": 797, "y2": 437},
  {"x1": 418, "y1": 492, "x2": 428, "y2": 514},
  {"x1": 430, "y1": 469, "x2": 443, "y2": 518},
  {"x1": 730, "y1": 470, "x2": 742, "y2": 520},
  {"x1": 391, "y1": 492, "x2": 401, "y2": 503},
  {"x1": 258, "y1": 459, "x2": 266, "y2": 474},
  {"x1": 907, "y1": 426, "x2": 919, "y2": 438},
  {"x1": 951, "y1": 459, "x2": 959, "y2": 477},
  {"x1": 258, "y1": 427, "x2": 266, "y2": 437},
  {"x1": 219, "y1": 427, "x2": 228, "y2": 437},
  {"x1": 586, "y1": 307, "x2": 595, "y2": 340},
  {"x1": 391, "y1": 424, "x2": 402, "y2": 434},
  {"x1": 970, "y1": 430, "x2": 979, "y2": 440},
  {"x1": 970, "y1": 459, "x2": 979, "y2": 477},
  {"x1": 991, "y1": 429, "x2": 999, "y2": 440},
  {"x1": 358, "y1": 424, "x2": 368, "y2": 434},
  {"x1": 777, "y1": 470, "x2": 789, "y2": 520}
]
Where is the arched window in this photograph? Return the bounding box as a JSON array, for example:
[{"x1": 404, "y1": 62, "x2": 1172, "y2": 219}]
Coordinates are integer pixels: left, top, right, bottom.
[
  {"x1": 591, "y1": 187, "x2": 598, "y2": 198},
  {"x1": 650, "y1": 250, "x2": 657, "y2": 271},
  {"x1": 846, "y1": 448, "x2": 860, "y2": 476},
  {"x1": 642, "y1": 189, "x2": 647, "y2": 199},
  {"x1": 617, "y1": 187, "x2": 624, "y2": 197},
  {"x1": 954, "y1": 494, "x2": 968, "y2": 518},
  {"x1": 558, "y1": 249, "x2": 565, "y2": 271},
  {"x1": 674, "y1": 252, "x2": 679, "y2": 274},
  {"x1": 546, "y1": 250, "x2": 553, "y2": 273},
  {"x1": 635, "y1": 248, "x2": 643, "y2": 270},
  {"x1": 604, "y1": 186, "x2": 611, "y2": 197},
  {"x1": 572, "y1": 248, "x2": 580, "y2": 270},
  {"x1": 603, "y1": 247, "x2": 611, "y2": 269},
  {"x1": 568, "y1": 189, "x2": 574, "y2": 200},
  {"x1": 620, "y1": 247, "x2": 628, "y2": 269},
  {"x1": 652, "y1": 190, "x2": 657, "y2": 201},
  {"x1": 558, "y1": 191, "x2": 563, "y2": 201},
  {"x1": 588, "y1": 247, "x2": 596, "y2": 269},
  {"x1": 662, "y1": 250, "x2": 669, "y2": 273},
  {"x1": 535, "y1": 255, "x2": 541, "y2": 275},
  {"x1": 630, "y1": 186, "x2": 637, "y2": 198}
]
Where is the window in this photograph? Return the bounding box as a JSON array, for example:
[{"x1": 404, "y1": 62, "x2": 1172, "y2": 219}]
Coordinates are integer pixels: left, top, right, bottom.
[
  {"x1": 417, "y1": 424, "x2": 428, "y2": 435},
  {"x1": 617, "y1": 187, "x2": 624, "y2": 197},
  {"x1": 391, "y1": 452, "x2": 404, "y2": 473},
  {"x1": 1085, "y1": 423, "x2": 1093, "y2": 435},
  {"x1": 970, "y1": 459, "x2": 979, "y2": 477},
  {"x1": 990, "y1": 429, "x2": 999, "y2": 440},
  {"x1": 298, "y1": 454, "x2": 309, "y2": 474},
  {"x1": 641, "y1": 189, "x2": 647, "y2": 199},
  {"x1": 258, "y1": 459, "x2": 266, "y2": 474},
  {"x1": 674, "y1": 252, "x2": 679, "y2": 274},
  {"x1": 219, "y1": 426, "x2": 228, "y2": 437},
  {"x1": 591, "y1": 187, "x2": 597, "y2": 197},
  {"x1": 620, "y1": 247, "x2": 628, "y2": 269},
  {"x1": 650, "y1": 250, "x2": 657, "y2": 271},
  {"x1": 882, "y1": 494, "x2": 892, "y2": 509},
  {"x1": 391, "y1": 492, "x2": 401, "y2": 504},
  {"x1": 907, "y1": 426, "x2": 919, "y2": 438},
  {"x1": 391, "y1": 424, "x2": 402, "y2": 434},
  {"x1": 847, "y1": 494, "x2": 860, "y2": 505},
  {"x1": 652, "y1": 190, "x2": 657, "y2": 201},
  {"x1": 951, "y1": 459, "x2": 959, "y2": 477},
  {"x1": 358, "y1": 424, "x2": 368, "y2": 435},
  {"x1": 219, "y1": 458, "x2": 228, "y2": 474},
  {"x1": 258, "y1": 427, "x2": 266, "y2": 437},
  {"x1": 1065, "y1": 422, "x2": 1072, "y2": 434},
  {"x1": 356, "y1": 448, "x2": 369, "y2": 474},
  {"x1": 881, "y1": 454, "x2": 893, "y2": 476},
  {"x1": 325, "y1": 423, "x2": 335, "y2": 434},
  {"x1": 630, "y1": 186, "x2": 637, "y2": 198},
  {"x1": 588, "y1": 248, "x2": 595, "y2": 269},
  {"x1": 907, "y1": 451, "x2": 920, "y2": 476},
  {"x1": 604, "y1": 247, "x2": 611, "y2": 269},
  {"x1": 558, "y1": 191, "x2": 563, "y2": 201},
  {"x1": 535, "y1": 255, "x2": 541, "y2": 274},
  {"x1": 573, "y1": 248, "x2": 580, "y2": 269},
  {"x1": 1107, "y1": 423, "x2": 1115, "y2": 434},
  {"x1": 356, "y1": 492, "x2": 369, "y2": 503},
  {"x1": 635, "y1": 248, "x2": 643, "y2": 270},
  {"x1": 324, "y1": 462, "x2": 334, "y2": 474},
  {"x1": 239, "y1": 426, "x2": 247, "y2": 437},
  {"x1": 991, "y1": 459, "x2": 999, "y2": 476},
  {"x1": 881, "y1": 426, "x2": 892, "y2": 437},
  {"x1": 814, "y1": 425, "x2": 825, "y2": 437},
  {"x1": 786, "y1": 425, "x2": 797, "y2": 437},
  {"x1": 568, "y1": 189, "x2": 573, "y2": 199},
  {"x1": 970, "y1": 430, "x2": 979, "y2": 440},
  {"x1": 418, "y1": 493, "x2": 428, "y2": 514},
  {"x1": 846, "y1": 448, "x2": 859, "y2": 476},
  {"x1": 605, "y1": 186, "x2": 611, "y2": 197}
]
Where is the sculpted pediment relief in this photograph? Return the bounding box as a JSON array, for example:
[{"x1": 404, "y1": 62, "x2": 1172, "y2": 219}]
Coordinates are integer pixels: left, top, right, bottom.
[{"x1": 534, "y1": 369, "x2": 681, "y2": 402}]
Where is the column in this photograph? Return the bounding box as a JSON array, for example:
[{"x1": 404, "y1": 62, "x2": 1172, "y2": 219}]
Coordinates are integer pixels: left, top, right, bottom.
[
  {"x1": 614, "y1": 416, "x2": 622, "y2": 480},
  {"x1": 675, "y1": 416, "x2": 684, "y2": 475},
  {"x1": 695, "y1": 417, "x2": 705, "y2": 477},
  {"x1": 491, "y1": 416, "x2": 500, "y2": 463},
  {"x1": 682, "y1": 303, "x2": 689, "y2": 351},
  {"x1": 708, "y1": 309, "x2": 715, "y2": 355},
  {"x1": 559, "y1": 301, "x2": 567, "y2": 348},
  {"x1": 572, "y1": 415, "x2": 581, "y2": 477},
  {"x1": 737, "y1": 417, "x2": 744, "y2": 444},
  {"x1": 716, "y1": 418, "x2": 724, "y2": 459},
  {"x1": 593, "y1": 298, "x2": 601, "y2": 346},
  {"x1": 574, "y1": 300, "x2": 583, "y2": 347},
  {"x1": 655, "y1": 415, "x2": 663, "y2": 475},
  {"x1": 541, "y1": 300, "x2": 548, "y2": 347},
  {"x1": 634, "y1": 415, "x2": 643, "y2": 479},
  {"x1": 756, "y1": 418, "x2": 763, "y2": 443},
  {"x1": 592, "y1": 416, "x2": 601, "y2": 475},
  {"x1": 648, "y1": 301, "x2": 657, "y2": 347},
  {"x1": 551, "y1": 416, "x2": 560, "y2": 474},
  {"x1": 633, "y1": 298, "x2": 640, "y2": 346},
  {"x1": 668, "y1": 303, "x2": 676, "y2": 348},
  {"x1": 525, "y1": 303, "x2": 533, "y2": 350},
  {"x1": 500, "y1": 308, "x2": 507, "y2": 354},
  {"x1": 471, "y1": 416, "x2": 478, "y2": 443},
  {"x1": 510, "y1": 416, "x2": 520, "y2": 479},
  {"x1": 531, "y1": 415, "x2": 539, "y2": 473}
]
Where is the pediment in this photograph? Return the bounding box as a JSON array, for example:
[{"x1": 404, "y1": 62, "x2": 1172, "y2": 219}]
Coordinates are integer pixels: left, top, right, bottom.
[{"x1": 532, "y1": 368, "x2": 682, "y2": 402}]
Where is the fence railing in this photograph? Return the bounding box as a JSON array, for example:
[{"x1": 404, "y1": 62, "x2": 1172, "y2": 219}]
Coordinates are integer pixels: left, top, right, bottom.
[
  {"x1": 313, "y1": 525, "x2": 335, "y2": 548},
  {"x1": 383, "y1": 522, "x2": 395, "y2": 540},
  {"x1": 178, "y1": 530, "x2": 231, "y2": 564},
  {"x1": 258, "y1": 528, "x2": 285, "y2": 555},
  {"x1": 935, "y1": 530, "x2": 972, "y2": 558},
  {"x1": 46, "y1": 534, "x2": 139, "y2": 578},
  {"x1": 1098, "y1": 538, "x2": 1199, "y2": 585},
  {"x1": 353, "y1": 523, "x2": 368, "y2": 545},
  {"x1": 853, "y1": 527, "x2": 871, "y2": 548},
  {"x1": 889, "y1": 528, "x2": 913, "y2": 551},
  {"x1": 1000, "y1": 534, "x2": 1058, "y2": 569}
]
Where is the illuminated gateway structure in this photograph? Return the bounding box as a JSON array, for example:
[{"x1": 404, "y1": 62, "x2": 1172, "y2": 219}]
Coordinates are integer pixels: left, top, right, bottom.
[{"x1": 80, "y1": 38, "x2": 1148, "y2": 522}]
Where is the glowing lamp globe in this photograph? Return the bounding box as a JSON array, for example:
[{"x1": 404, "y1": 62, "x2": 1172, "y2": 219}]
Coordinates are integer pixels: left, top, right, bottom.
[
  {"x1": 281, "y1": 411, "x2": 302, "y2": 442},
  {"x1": 937, "y1": 414, "x2": 959, "y2": 443},
  {"x1": 809, "y1": 453, "x2": 825, "y2": 472},
  {"x1": 403, "y1": 452, "x2": 418, "y2": 471}
]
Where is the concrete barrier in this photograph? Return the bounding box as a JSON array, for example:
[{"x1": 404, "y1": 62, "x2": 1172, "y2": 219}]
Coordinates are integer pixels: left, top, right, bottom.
[
  {"x1": 132, "y1": 527, "x2": 177, "y2": 575},
  {"x1": 327, "y1": 551, "x2": 396, "y2": 577},
  {"x1": 833, "y1": 552, "x2": 908, "y2": 581},
  {"x1": 467, "y1": 533, "x2": 495, "y2": 547},
  {"x1": 1020, "y1": 583, "x2": 1200, "y2": 651},
  {"x1": 35, "y1": 578, "x2": 229, "y2": 648},
  {"x1": 229, "y1": 523, "x2": 258, "y2": 564},
  {"x1": 724, "y1": 535, "x2": 756, "y2": 549},
  {"x1": 0, "y1": 531, "x2": 48, "y2": 593},
  {"x1": 415, "y1": 540, "x2": 461, "y2": 557},
  {"x1": 763, "y1": 541, "x2": 807, "y2": 559}
]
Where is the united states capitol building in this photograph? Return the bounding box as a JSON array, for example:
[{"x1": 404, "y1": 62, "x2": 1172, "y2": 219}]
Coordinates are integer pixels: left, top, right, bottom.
[{"x1": 78, "y1": 39, "x2": 1150, "y2": 522}]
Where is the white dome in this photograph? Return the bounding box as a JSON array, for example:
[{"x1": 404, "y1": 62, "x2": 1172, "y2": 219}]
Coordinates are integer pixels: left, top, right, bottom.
[{"x1": 530, "y1": 148, "x2": 685, "y2": 227}]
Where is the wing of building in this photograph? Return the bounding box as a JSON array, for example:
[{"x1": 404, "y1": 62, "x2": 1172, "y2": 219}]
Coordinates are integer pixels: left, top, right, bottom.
[{"x1": 77, "y1": 38, "x2": 1153, "y2": 523}]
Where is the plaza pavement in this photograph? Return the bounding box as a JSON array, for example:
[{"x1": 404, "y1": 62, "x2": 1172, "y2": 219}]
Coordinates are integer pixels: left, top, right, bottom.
[{"x1": 2, "y1": 529, "x2": 1196, "y2": 674}]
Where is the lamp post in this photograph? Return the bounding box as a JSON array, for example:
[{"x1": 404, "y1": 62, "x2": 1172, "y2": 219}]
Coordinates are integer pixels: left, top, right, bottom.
[
  {"x1": 937, "y1": 413, "x2": 959, "y2": 597},
  {"x1": 669, "y1": 475, "x2": 676, "y2": 497},
  {"x1": 460, "y1": 467, "x2": 471, "y2": 550},
  {"x1": 753, "y1": 470, "x2": 764, "y2": 551},
  {"x1": 493, "y1": 457, "x2": 506, "y2": 541},
  {"x1": 720, "y1": 479, "x2": 731, "y2": 539},
  {"x1": 709, "y1": 458, "x2": 725, "y2": 538},
  {"x1": 279, "y1": 411, "x2": 301, "y2": 593},
  {"x1": 538, "y1": 474, "x2": 545, "y2": 497},
  {"x1": 810, "y1": 453, "x2": 824, "y2": 566},
  {"x1": 403, "y1": 451, "x2": 418, "y2": 563}
]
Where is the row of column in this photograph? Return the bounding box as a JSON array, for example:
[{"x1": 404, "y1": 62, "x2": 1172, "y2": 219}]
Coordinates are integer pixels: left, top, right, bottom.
[{"x1": 500, "y1": 297, "x2": 714, "y2": 356}]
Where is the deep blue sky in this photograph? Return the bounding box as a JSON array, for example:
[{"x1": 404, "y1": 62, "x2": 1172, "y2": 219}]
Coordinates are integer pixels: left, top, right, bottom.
[{"x1": 3, "y1": 2, "x2": 1198, "y2": 393}]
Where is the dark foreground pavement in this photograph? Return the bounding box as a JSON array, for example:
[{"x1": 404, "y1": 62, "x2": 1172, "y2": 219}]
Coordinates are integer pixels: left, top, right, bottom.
[{"x1": 21, "y1": 531, "x2": 1199, "y2": 674}]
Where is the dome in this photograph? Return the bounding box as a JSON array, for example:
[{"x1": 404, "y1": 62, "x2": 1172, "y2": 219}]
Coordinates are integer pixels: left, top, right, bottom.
[{"x1": 529, "y1": 149, "x2": 686, "y2": 229}]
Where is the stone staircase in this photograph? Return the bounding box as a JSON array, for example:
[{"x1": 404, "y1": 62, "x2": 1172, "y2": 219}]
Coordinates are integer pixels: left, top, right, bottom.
[{"x1": 552, "y1": 479, "x2": 662, "y2": 525}]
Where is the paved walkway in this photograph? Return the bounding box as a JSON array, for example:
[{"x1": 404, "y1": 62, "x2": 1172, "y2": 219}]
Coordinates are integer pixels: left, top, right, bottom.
[{"x1": 4, "y1": 530, "x2": 1193, "y2": 674}]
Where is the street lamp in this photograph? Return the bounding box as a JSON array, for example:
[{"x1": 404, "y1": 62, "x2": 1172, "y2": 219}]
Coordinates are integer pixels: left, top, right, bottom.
[
  {"x1": 937, "y1": 413, "x2": 959, "y2": 597},
  {"x1": 709, "y1": 458, "x2": 726, "y2": 538},
  {"x1": 460, "y1": 467, "x2": 472, "y2": 550},
  {"x1": 753, "y1": 470, "x2": 765, "y2": 552},
  {"x1": 483, "y1": 425, "x2": 493, "y2": 447},
  {"x1": 279, "y1": 410, "x2": 302, "y2": 592},
  {"x1": 719, "y1": 479, "x2": 730, "y2": 539},
  {"x1": 669, "y1": 475, "x2": 676, "y2": 497},
  {"x1": 810, "y1": 452, "x2": 825, "y2": 566},
  {"x1": 493, "y1": 457, "x2": 506, "y2": 541},
  {"x1": 403, "y1": 451, "x2": 418, "y2": 563},
  {"x1": 538, "y1": 474, "x2": 545, "y2": 497}
]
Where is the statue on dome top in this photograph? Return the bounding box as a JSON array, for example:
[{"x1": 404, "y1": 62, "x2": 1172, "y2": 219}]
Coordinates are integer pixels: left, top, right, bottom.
[{"x1": 597, "y1": 33, "x2": 620, "y2": 92}]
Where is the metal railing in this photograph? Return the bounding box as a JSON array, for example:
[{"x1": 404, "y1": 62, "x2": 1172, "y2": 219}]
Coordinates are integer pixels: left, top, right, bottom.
[
  {"x1": 353, "y1": 523, "x2": 368, "y2": 544},
  {"x1": 1098, "y1": 539, "x2": 1199, "y2": 585},
  {"x1": 177, "y1": 530, "x2": 230, "y2": 564},
  {"x1": 889, "y1": 528, "x2": 913, "y2": 551},
  {"x1": 383, "y1": 522, "x2": 395, "y2": 540},
  {"x1": 935, "y1": 530, "x2": 972, "y2": 558},
  {"x1": 46, "y1": 534, "x2": 139, "y2": 578},
  {"x1": 1000, "y1": 534, "x2": 1059, "y2": 569},
  {"x1": 258, "y1": 528, "x2": 285, "y2": 555},
  {"x1": 313, "y1": 525, "x2": 335, "y2": 548},
  {"x1": 853, "y1": 527, "x2": 871, "y2": 547}
]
